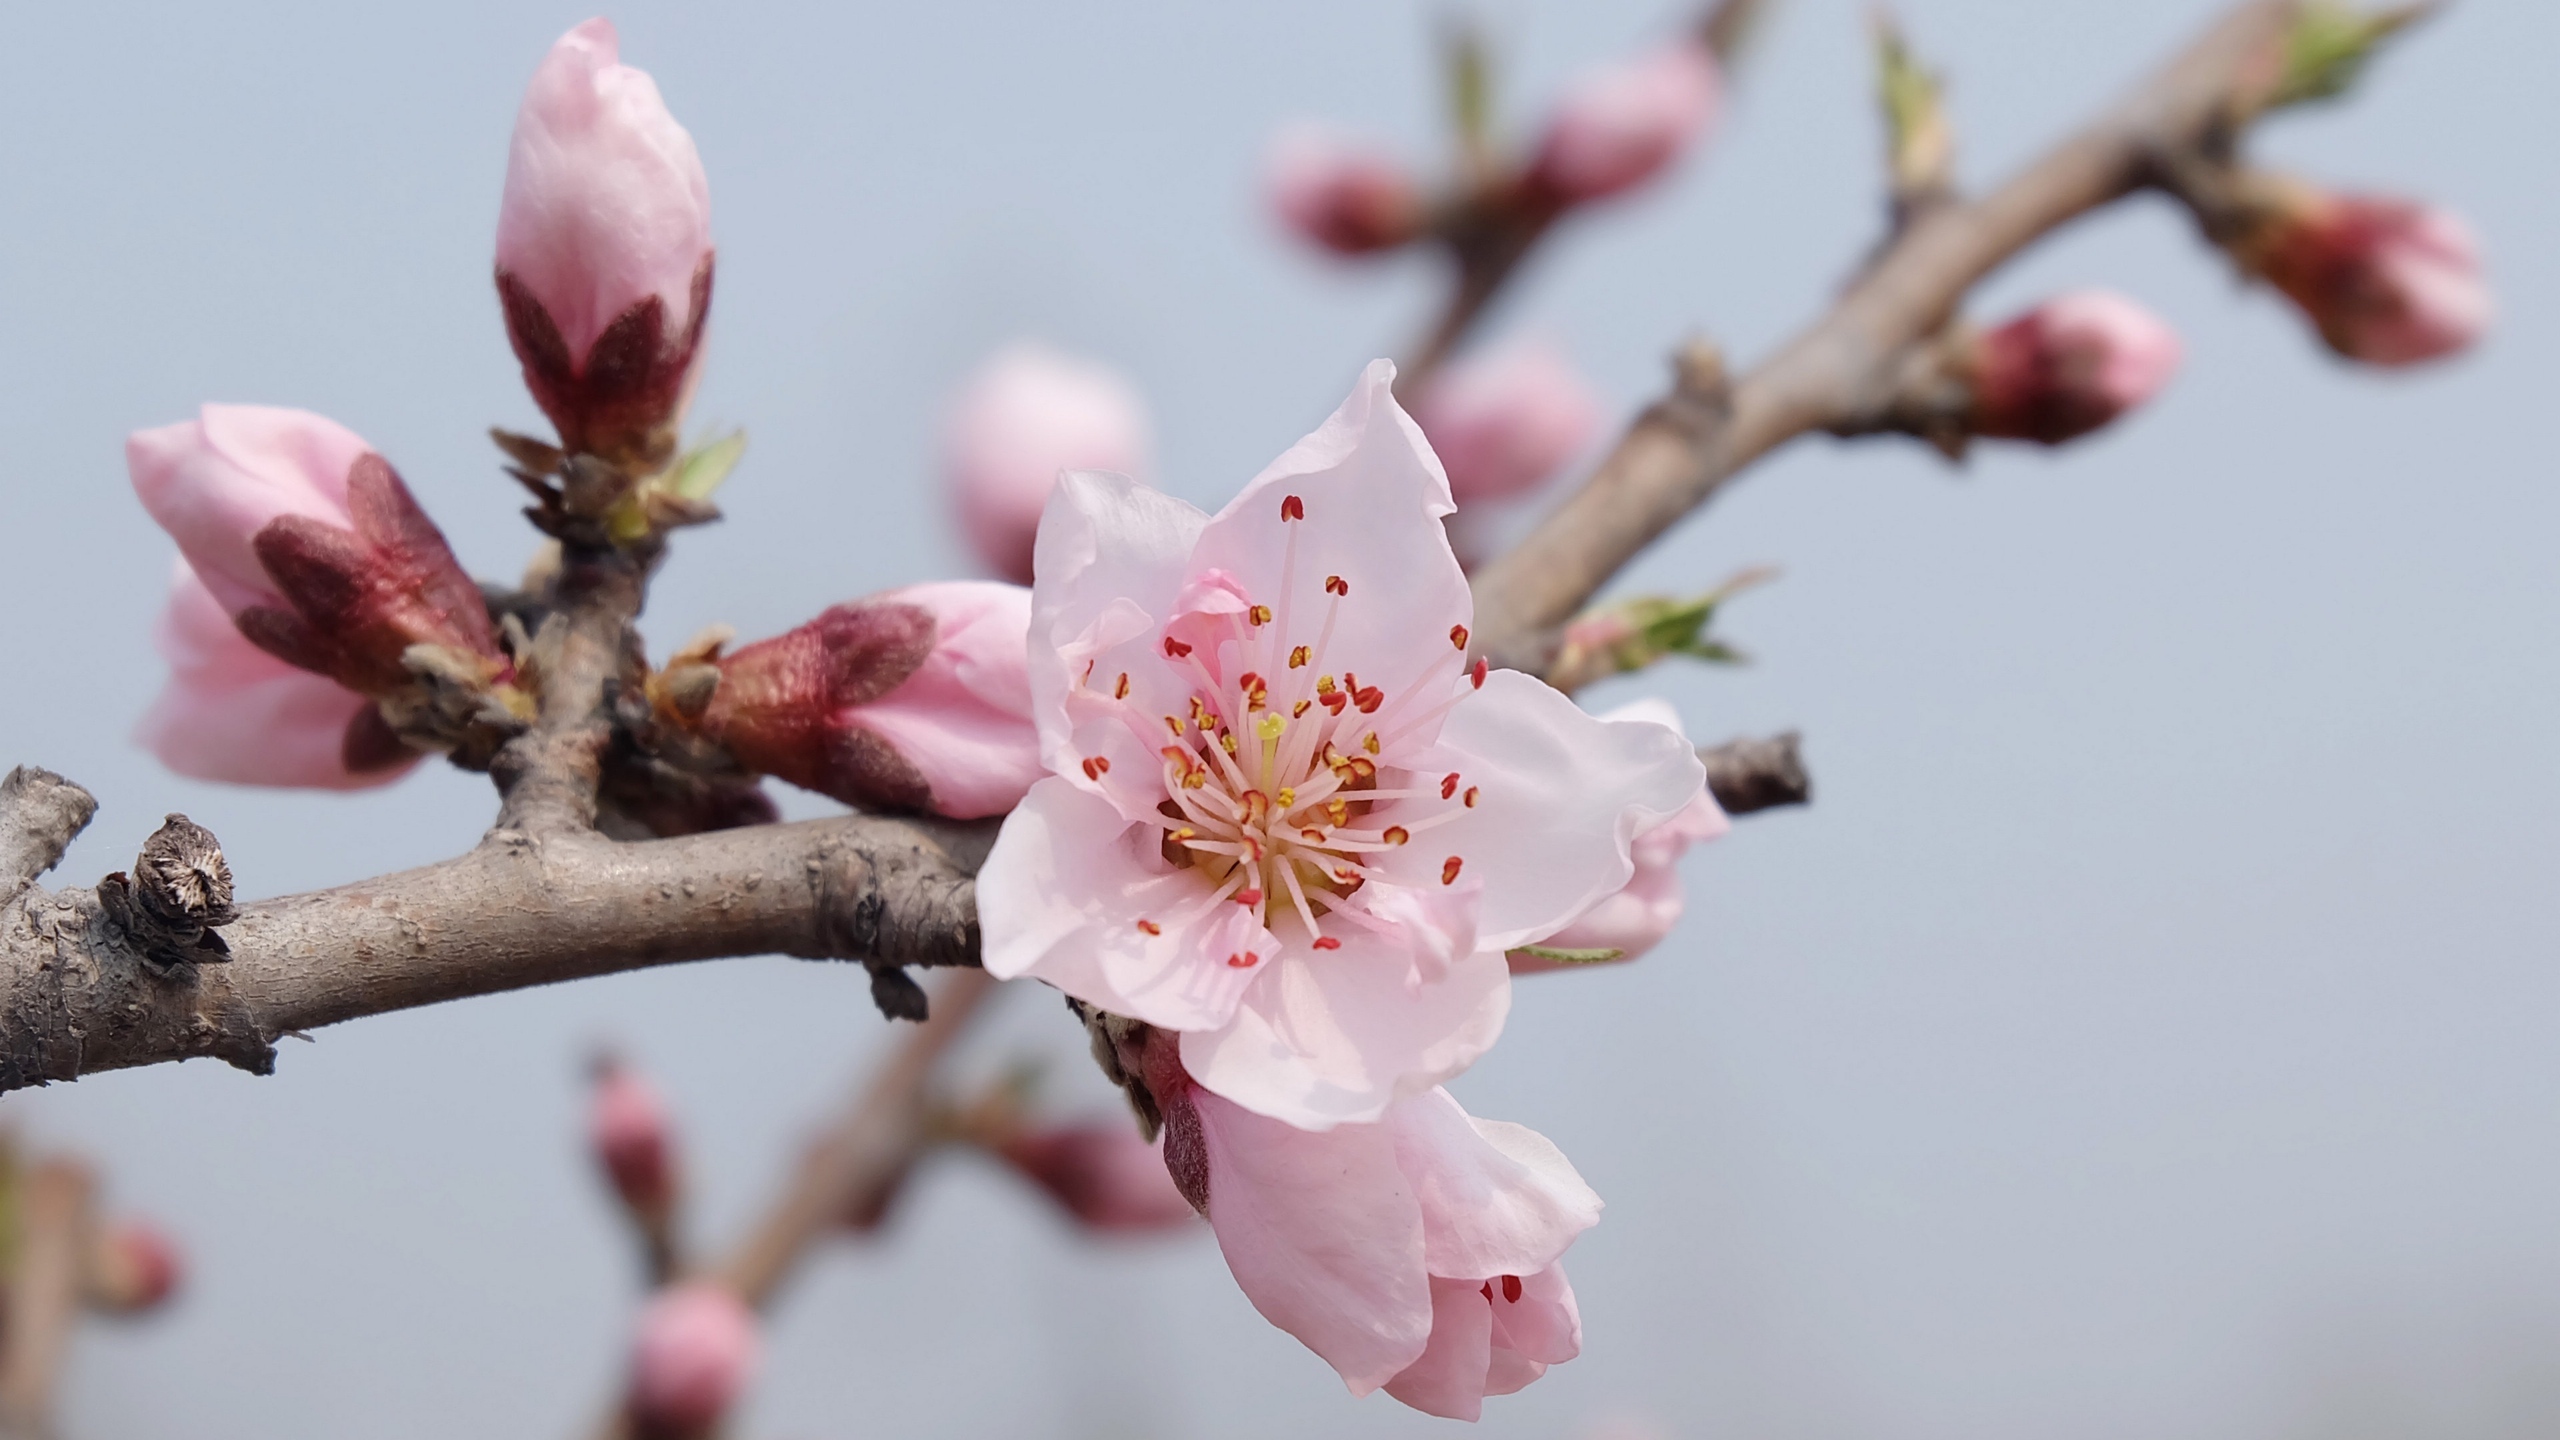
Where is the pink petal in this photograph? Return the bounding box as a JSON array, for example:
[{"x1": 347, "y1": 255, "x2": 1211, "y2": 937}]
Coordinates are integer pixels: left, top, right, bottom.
[
  {"x1": 977, "y1": 779, "x2": 1271, "y2": 1031},
  {"x1": 1380, "y1": 668, "x2": 1704, "y2": 951},
  {"x1": 1382, "y1": 1276, "x2": 1497, "y2": 1420},
  {"x1": 1180, "y1": 941, "x2": 1511, "y2": 1129},
  {"x1": 1029, "y1": 469, "x2": 1210, "y2": 772},
  {"x1": 1193, "y1": 1084, "x2": 1434, "y2": 1394},
  {"x1": 943, "y1": 342, "x2": 1154, "y2": 586},
  {"x1": 1183, "y1": 359, "x2": 1473, "y2": 753},
  {"x1": 851, "y1": 581, "x2": 1043, "y2": 818},
  {"x1": 1485, "y1": 1261, "x2": 1582, "y2": 1372},
  {"x1": 127, "y1": 405, "x2": 365, "y2": 616},
  {"x1": 1391, "y1": 1089, "x2": 1601, "y2": 1280}
]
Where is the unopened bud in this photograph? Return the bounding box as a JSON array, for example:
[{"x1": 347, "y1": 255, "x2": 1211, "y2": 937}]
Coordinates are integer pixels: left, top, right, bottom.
[
  {"x1": 1266, "y1": 125, "x2": 1427, "y2": 255},
  {"x1": 626, "y1": 1283, "x2": 759, "y2": 1437},
  {"x1": 996, "y1": 1124, "x2": 1200, "y2": 1232},
  {"x1": 1415, "y1": 339, "x2": 1604, "y2": 504},
  {"x1": 2239, "y1": 186, "x2": 2489, "y2": 367},
  {"x1": 87, "y1": 1219, "x2": 185, "y2": 1315},
  {"x1": 496, "y1": 19, "x2": 714, "y2": 469},
  {"x1": 943, "y1": 343, "x2": 1153, "y2": 585},
  {"x1": 1529, "y1": 40, "x2": 1720, "y2": 204},
  {"x1": 678, "y1": 582, "x2": 1041, "y2": 819},
  {"x1": 1968, "y1": 290, "x2": 2183, "y2": 444},
  {"x1": 589, "y1": 1056, "x2": 678, "y2": 1220}
]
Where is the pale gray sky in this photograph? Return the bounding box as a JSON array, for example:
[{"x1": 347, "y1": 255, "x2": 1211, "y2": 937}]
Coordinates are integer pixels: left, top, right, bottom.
[{"x1": 0, "y1": 1, "x2": 2553, "y2": 1437}]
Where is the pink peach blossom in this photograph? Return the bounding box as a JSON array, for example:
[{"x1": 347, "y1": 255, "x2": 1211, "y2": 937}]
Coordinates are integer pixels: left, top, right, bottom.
[
  {"x1": 691, "y1": 581, "x2": 1041, "y2": 819},
  {"x1": 127, "y1": 405, "x2": 366, "y2": 619},
  {"x1": 2253, "y1": 193, "x2": 2490, "y2": 366},
  {"x1": 134, "y1": 564, "x2": 417, "y2": 791},
  {"x1": 1530, "y1": 40, "x2": 1720, "y2": 205},
  {"x1": 496, "y1": 18, "x2": 713, "y2": 464},
  {"x1": 978, "y1": 361, "x2": 1704, "y2": 1129},
  {"x1": 1143, "y1": 1033, "x2": 1595, "y2": 1419},
  {"x1": 1415, "y1": 339, "x2": 1605, "y2": 505},
  {"x1": 1266, "y1": 124, "x2": 1426, "y2": 255},
  {"x1": 627, "y1": 1283, "x2": 759, "y2": 1435},
  {"x1": 1520, "y1": 698, "x2": 1729, "y2": 970},
  {"x1": 1970, "y1": 289, "x2": 2184, "y2": 445},
  {"x1": 996, "y1": 1124, "x2": 1198, "y2": 1233},
  {"x1": 943, "y1": 342, "x2": 1153, "y2": 586},
  {"x1": 589, "y1": 1057, "x2": 677, "y2": 1219}
]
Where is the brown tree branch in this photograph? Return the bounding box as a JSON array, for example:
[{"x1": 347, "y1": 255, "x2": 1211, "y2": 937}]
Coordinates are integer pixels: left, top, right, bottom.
[
  {"x1": 0, "y1": 771, "x2": 95, "y2": 914},
  {"x1": 0, "y1": 1160, "x2": 95, "y2": 1439},
  {"x1": 1467, "y1": 0, "x2": 2299, "y2": 673}
]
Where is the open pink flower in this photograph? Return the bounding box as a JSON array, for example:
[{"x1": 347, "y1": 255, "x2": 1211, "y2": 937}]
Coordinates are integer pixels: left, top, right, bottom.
[
  {"x1": 1415, "y1": 338, "x2": 1605, "y2": 505},
  {"x1": 2249, "y1": 191, "x2": 2490, "y2": 366},
  {"x1": 979, "y1": 361, "x2": 1704, "y2": 1128},
  {"x1": 496, "y1": 18, "x2": 713, "y2": 464},
  {"x1": 135, "y1": 563, "x2": 418, "y2": 790},
  {"x1": 1529, "y1": 40, "x2": 1720, "y2": 205},
  {"x1": 1266, "y1": 124, "x2": 1426, "y2": 256},
  {"x1": 943, "y1": 342, "x2": 1153, "y2": 586},
  {"x1": 1139, "y1": 1030, "x2": 1595, "y2": 1419},
  {"x1": 1517, "y1": 699, "x2": 1728, "y2": 971},
  {"x1": 684, "y1": 581, "x2": 1041, "y2": 819},
  {"x1": 1969, "y1": 289, "x2": 2182, "y2": 444},
  {"x1": 626, "y1": 1283, "x2": 759, "y2": 1436}
]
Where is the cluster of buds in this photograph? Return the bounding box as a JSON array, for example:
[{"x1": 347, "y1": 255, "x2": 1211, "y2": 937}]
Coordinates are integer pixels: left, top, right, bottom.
[{"x1": 646, "y1": 582, "x2": 1042, "y2": 820}]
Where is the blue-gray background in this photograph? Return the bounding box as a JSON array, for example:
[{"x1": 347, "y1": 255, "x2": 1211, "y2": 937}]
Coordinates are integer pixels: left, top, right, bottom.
[{"x1": 0, "y1": 0, "x2": 2552, "y2": 1435}]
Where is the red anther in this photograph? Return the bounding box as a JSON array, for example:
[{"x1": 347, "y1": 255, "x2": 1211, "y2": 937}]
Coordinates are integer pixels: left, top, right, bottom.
[
  {"x1": 1248, "y1": 604, "x2": 1273, "y2": 627},
  {"x1": 1318, "y1": 690, "x2": 1349, "y2": 715},
  {"x1": 1470, "y1": 657, "x2": 1489, "y2": 688},
  {"x1": 1481, "y1": 1282, "x2": 1495, "y2": 1302},
  {"x1": 1163, "y1": 636, "x2": 1192, "y2": 659},
  {"x1": 1226, "y1": 951, "x2": 1261, "y2": 968},
  {"x1": 1463, "y1": 785, "x2": 1480, "y2": 808},
  {"x1": 1440, "y1": 773, "x2": 1459, "y2": 800},
  {"x1": 1324, "y1": 575, "x2": 1349, "y2": 597},
  {"x1": 1234, "y1": 888, "x2": 1265, "y2": 907},
  {"x1": 1500, "y1": 1274, "x2": 1522, "y2": 1303},
  {"x1": 1449, "y1": 624, "x2": 1469, "y2": 651},
  {"x1": 1441, "y1": 856, "x2": 1464, "y2": 885},
  {"x1": 1354, "y1": 687, "x2": 1383, "y2": 713},
  {"x1": 1346, "y1": 756, "x2": 1376, "y2": 780},
  {"x1": 1383, "y1": 825, "x2": 1410, "y2": 846},
  {"x1": 1136, "y1": 919, "x2": 1162, "y2": 936},
  {"x1": 1081, "y1": 756, "x2": 1111, "y2": 780},
  {"x1": 1311, "y1": 936, "x2": 1343, "y2": 951},
  {"x1": 1301, "y1": 827, "x2": 1326, "y2": 842},
  {"x1": 1281, "y1": 495, "x2": 1305, "y2": 521}
]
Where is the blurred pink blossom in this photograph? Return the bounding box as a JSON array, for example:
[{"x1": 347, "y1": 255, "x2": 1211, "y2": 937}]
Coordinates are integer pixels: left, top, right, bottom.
[
  {"x1": 627, "y1": 1283, "x2": 759, "y2": 1436},
  {"x1": 1530, "y1": 40, "x2": 1720, "y2": 204},
  {"x1": 133, "y1": 564, "x2": 417, "y2": 790},
  {"x1": 979, "y1": 361, "x2": 1704, "y2": 1129},
  {"x1": 89, "y1": 1218, "x2": 184, "y2": 1315},
  {"x1": 589, "y1": 1057, "x2": 677, "y2": 1220},
  {"x1": 496, "y1": 18, "x2": 713, "y2": 463},
  {"x1": 2253, "y1": 192, "x2": 2490, "y2": 366},
  {"x1": 1970, "y1": 289, "x2": 2184, "y2": 445},
  {"x1": 1522, "y1": 698, "x2": 1729, "y2": 970},
  {"x1": 694, "y1": 581, "x2": 1041, "y2": 819},
  {"x1": 1415, "y1": 339, "x2": 1605, "y2": 505},
  {"x1": 943, "y1": 342, "x2": 1153, "y2": 585},
  {"x1": 996, "y1": 1123, "x2": 1198, "y2": 1232},
  {"x1": 1266, "y1": 124, "x2": 1426, "y2": 255}
]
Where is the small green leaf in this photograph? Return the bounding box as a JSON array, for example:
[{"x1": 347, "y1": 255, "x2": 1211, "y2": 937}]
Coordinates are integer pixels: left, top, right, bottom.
[
  {"x1": 1508, "y1": 945, "x2": 1627, "y2": 965},
  {"x1": 2272, "y1": 2, "x2": 2431, "y2": 110},
  {"x1": 667, "y1": 430, "x2": 748, "y2": 502}
]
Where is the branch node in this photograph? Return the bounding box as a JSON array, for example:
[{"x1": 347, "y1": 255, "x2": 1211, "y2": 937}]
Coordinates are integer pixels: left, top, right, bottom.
[
  {"x1": 97, "y1": 815, "x2": 236, "y2": 969},
  {"x1": 0, "y1": 768, "x2": 98, "y2": 911}
]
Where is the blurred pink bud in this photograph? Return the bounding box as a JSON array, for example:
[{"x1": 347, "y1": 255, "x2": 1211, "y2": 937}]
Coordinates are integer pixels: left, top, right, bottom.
[
  {"x1": 627, "y1": 1283, "x2": 759, "y2": 1437},
  {"x1": 496, "y1": 18, "x2": 714, "y2": 466},
  {"x1": 997, "y1": 1124, "x2": 1200, "y2": 1233},
  {"x1": 689, "y1": 581, "x2": 1041, "y2": 819},
  {"x1": 589, "y1": 1057, "x2": 678, "y2": 1219},
  {"x1": 1530, "y1": 40, "x2": 1719, "y2": 204},
  {"x1": 1415, "y1": 340, "x2": 1605, "y2": 505},
  {"x1": 129, "y1": 406, "x2": 505, "y2": 703},
  {"x1": 2251, "y1": 192, "x2": 2490, "y2": 366},
  {"x1": 135, "y1": 563, "x2": 419, "y2": 790},
  {"x1": 1521, "y1": 699, "x2": 1728, "y2": 970},
  {"x1": 1266, "y1": 124, "x2": 1427, "y2": 255},
  {"x1": 943, "y1": 343, "x2": 1153, "y2": 585},
  {"x1": 88, "y1": 1219, "x2": 184, "y2": 1315},
  {"x1": 1969, "y1": 289, "x2": 2183, "y2": 445}
]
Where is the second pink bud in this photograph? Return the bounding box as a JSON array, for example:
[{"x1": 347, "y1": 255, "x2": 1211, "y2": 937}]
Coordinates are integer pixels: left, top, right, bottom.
[
  {"x1": 1415, "y1": 339, "x2": 1605, "y2": 507},
  {"x1": 1969, "y1": 290, "x2": 2184, "y2": 445},
  {"x1": 942, "y1": 343, "x2": 1153, "y2": 586}
]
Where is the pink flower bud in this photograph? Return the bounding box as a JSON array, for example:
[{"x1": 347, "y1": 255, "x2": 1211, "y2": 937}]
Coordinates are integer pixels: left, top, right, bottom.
[
  {"x1": 943, "y1": 343, "x2": 1152, "y2": 586},
  {"x1": 496, "y1": 19, "x2": 713, "y2": 467},
  {"x1": 589, "y1": 1057, "x2": 677, "y2": 1219},
  {"x1": 996, "y1": 1124, "x2": 1200, "y2": 1233},
  {"x1": 1266, "y1": 124, "x2": 1426, "y2": 255},
  {"x1": 1520, "y1": 699, "x2": 1728, "y2": 970},
  {"x1": 1530, "y1": 40, "x2": 1719, "y2": 205},
  {"x1": 87, "y1": 1219, "x2": 184, "y2": 1315},
  {"x1": 135, "y1": 563, "x2": 420, "y2": 790},
  {"x1": 687, "y1": 581, "x2": 1040, "y2": 819},
  {"x1": 627, "y1": 1283, "x2": 759, "y2": 1437},
  {"x1": 1415, "y1": 339, "x2": 1605, "y2": 504},
  {"x1": 2250, "y1": 192, "x2": 2490, "y2": 366},
  {"x1": 1969, "y1": 289, "x2": 2183, "y2": 445},
  {"x1": 129, "y1": 406, "x2": 505, "y2": 703}
]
